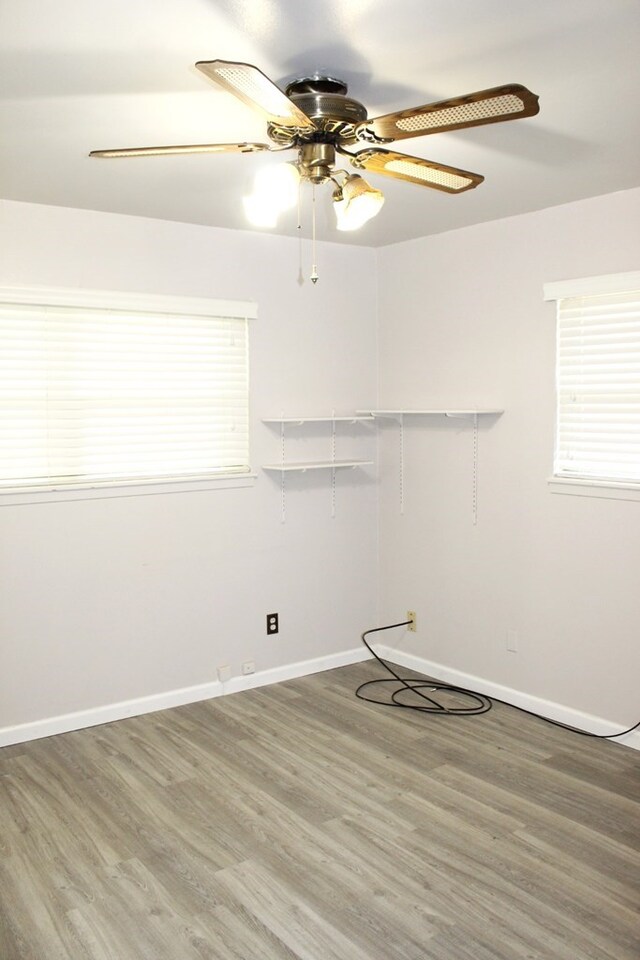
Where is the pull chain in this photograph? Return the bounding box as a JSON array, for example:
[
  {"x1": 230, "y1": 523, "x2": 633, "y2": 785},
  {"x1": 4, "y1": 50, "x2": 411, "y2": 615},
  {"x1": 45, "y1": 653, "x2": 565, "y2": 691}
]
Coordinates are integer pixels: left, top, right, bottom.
[
  {"x1": 310, "y1": 184, "x2": 319, "y2": 284},
  {"x1": 296, "y1": 175, "x2": 304, "y2": 285}
]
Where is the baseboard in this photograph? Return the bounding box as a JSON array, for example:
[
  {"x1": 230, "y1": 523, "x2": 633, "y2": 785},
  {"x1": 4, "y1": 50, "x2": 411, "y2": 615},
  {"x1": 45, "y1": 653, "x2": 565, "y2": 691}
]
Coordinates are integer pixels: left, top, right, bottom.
[
  {"x1": 7, "y1": 642, "x2": 634, "y2": 752},
  {"x1": 223, "y1": 646, "x2": 371, "y2": 696},
  {"x1": 375, "y1": 644, "x2": 640, "y2": 752},
  {"x1": 0, "y1": 646, "x2": 371, "y2": 748},
  {"x1": 0, "y1": 678, "x2": 225, "y2": 748}
]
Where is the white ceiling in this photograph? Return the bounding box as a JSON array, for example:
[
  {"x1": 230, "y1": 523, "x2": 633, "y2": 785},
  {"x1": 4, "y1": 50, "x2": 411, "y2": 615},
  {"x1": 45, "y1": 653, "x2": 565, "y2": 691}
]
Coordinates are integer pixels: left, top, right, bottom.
[{"x1": 1, "y1": 0, "x2": 639, "y2": 247}]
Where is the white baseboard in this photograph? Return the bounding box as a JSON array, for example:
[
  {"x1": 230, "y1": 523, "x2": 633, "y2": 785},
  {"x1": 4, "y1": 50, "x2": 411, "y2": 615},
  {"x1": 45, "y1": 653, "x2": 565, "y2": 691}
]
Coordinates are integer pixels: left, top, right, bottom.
[
  {"x1": 4, "y1": 642, "x2": 636, "y2": 753},
  {"x1": 223, "y1": 646, "x2": 371, "y2": 696},
  {"x1": 0, "y1": 646, "x2": 370, "y2": 748},
  {"x1": 0, "y1": 678, "x2": 224, "y2": 748},
  {"x1": 375, "y1": 644, "x2": 640, "y2": 752}
]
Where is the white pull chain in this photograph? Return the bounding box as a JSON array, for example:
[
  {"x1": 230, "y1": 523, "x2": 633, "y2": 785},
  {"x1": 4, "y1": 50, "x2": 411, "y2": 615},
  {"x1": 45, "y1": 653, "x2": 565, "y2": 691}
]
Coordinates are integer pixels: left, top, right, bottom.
[{"x1": 310, "y1": 184, "x2": 319, "y2": 284}]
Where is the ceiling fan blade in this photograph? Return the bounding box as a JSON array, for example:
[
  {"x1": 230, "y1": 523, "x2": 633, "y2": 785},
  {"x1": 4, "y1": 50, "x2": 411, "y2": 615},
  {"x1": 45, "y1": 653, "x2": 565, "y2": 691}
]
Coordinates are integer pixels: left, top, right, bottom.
[
  {"x1": 360, "y1": 84, "x2": 539, "y2": 142},
  {"x1": 349, "y1": 148, "x2": 484, "y2": 193},
  {"x1": 196, "y1": 59, "x2": 317, "y2": 131},
  {"x1": 89, "y1": 142, "x2": 272, "y2": 158}
]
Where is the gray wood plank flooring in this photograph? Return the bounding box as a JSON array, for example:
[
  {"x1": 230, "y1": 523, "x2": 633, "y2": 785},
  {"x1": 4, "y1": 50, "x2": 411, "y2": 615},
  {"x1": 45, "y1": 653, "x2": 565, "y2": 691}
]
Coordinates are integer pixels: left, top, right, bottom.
[{"x1": 1, "y1": 660, "x2": 638, "y2": 959}]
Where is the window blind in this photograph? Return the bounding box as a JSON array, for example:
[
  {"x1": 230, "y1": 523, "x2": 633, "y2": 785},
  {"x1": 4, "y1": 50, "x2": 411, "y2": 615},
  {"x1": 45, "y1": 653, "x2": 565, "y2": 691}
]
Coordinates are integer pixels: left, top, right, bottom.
[
  {"x1": 0, "y1": 300, "x2": 250, "y2": 488},
  {"x1": 555, "y1": 289, "x2": 640, "y2": 484}
]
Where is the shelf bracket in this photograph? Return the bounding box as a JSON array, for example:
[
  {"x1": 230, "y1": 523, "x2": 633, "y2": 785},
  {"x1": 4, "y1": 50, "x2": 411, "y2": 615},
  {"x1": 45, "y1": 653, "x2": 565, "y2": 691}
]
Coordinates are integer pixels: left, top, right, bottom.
[
  {"x1": 331, "y1": 410, "x2": 336, "y2": 518},
  {"x1": 472, "y1": 413, "x2": 478, "y2": 525},
  {"x1": 399, "y1": 412, "x2": 405, "y2": 515},
  {"x1": 446, "y1": 412, "x2": 479, "y2": 522},
  {"x1": 445, "y1": 411, "x2": 476, "y2": 421},
  {"x1": 280, "y1": 416, "x2": 286, "y2": 523}
]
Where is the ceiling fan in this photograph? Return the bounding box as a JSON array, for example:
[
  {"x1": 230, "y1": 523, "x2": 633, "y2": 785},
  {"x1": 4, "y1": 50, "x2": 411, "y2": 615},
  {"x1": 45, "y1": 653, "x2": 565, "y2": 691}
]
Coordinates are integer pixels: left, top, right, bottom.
[{"x1": 90, "y1": 59, "x2": 539, "y2": 235}]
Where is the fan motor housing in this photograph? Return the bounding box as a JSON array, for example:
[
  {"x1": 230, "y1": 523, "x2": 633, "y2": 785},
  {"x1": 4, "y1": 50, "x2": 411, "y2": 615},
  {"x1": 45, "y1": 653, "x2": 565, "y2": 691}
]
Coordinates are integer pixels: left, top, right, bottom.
[{"x1": 268, "y1": 75, "x2": 368, "y2": 146}]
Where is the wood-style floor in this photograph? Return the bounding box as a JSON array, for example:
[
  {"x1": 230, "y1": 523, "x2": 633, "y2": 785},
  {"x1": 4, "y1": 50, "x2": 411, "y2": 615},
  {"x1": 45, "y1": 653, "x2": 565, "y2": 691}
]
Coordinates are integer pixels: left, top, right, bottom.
[{"x1": 1, "y1": 660, "x2": 639, "y2": 959}]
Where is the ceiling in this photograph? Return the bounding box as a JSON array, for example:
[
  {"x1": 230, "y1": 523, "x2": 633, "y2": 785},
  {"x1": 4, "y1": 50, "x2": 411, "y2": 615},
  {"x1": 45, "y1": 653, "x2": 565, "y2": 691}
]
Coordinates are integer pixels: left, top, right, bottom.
[{"x1": 1, "y1": 0, "x2": 639, "y2": 247}]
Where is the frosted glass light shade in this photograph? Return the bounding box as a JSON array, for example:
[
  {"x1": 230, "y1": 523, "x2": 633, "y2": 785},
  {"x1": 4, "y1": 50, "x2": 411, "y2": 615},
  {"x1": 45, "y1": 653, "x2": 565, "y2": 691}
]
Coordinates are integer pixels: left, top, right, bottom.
[
  {"x1": 243, "y1": 162, "x2": 300, "y2": 228},
  {"x1": 255, "y1": 163, "x2": 300, "y2": 210},
  {"x1": 334, "y1": 175, "x2": 384, "y2": 231}
]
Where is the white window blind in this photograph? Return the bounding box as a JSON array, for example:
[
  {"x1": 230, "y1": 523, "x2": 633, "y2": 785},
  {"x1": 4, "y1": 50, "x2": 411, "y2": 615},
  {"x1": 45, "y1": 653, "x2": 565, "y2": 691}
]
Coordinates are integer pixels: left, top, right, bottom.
[
  {"x1": 554, "y1": 288, "x2": 640, "y2": 484},
  {"x1": 0, "y1": 292, "x2": 252, "y2": 490}
]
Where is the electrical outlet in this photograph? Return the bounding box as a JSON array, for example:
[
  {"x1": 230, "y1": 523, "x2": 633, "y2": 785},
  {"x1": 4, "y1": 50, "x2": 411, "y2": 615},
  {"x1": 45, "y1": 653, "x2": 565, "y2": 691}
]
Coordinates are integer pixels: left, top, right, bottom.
[
  {"x1": 241, "y1": 660, "x2": 255, "y2": 675},
  {"x1": 217, "y1": 664, "x2": 232, "y2": 683},
  {"x1": 266, "y1": 612, "x2": 279, "y2": 635},
  {"x1": 407, "y1": 611, "x2": 416, "y2": 632}
]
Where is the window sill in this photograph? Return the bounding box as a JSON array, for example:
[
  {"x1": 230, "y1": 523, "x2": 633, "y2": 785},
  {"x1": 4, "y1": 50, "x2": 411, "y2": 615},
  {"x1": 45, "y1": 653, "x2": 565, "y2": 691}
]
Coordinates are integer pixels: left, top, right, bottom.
[
  {"x1": 548, "y1": 477, "x2": 640, "y2": 502},
  {"x1": 0, "y1": 472, "x2": 257, "y2": 506}
]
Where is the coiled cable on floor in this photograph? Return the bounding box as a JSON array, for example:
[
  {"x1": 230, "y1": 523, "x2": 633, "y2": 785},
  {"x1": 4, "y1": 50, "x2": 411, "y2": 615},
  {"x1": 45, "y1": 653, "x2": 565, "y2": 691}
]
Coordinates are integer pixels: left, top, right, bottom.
[
  {"x1": 357, "y1": 620, "x2": 640, "y2": 739},
  {"x1": 356, "y1": 620, "x2": 492, "y2": 716}
]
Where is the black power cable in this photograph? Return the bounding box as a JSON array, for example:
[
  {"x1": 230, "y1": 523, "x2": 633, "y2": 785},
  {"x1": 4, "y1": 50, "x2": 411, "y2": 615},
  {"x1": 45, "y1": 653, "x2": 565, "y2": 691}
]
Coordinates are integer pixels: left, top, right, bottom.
[
  {"x1": 357, "y1": 621, "x2": 492, "y2": 716},
  {"x1": 357, "y1": 620, "x2": 640, "y2": 740}
]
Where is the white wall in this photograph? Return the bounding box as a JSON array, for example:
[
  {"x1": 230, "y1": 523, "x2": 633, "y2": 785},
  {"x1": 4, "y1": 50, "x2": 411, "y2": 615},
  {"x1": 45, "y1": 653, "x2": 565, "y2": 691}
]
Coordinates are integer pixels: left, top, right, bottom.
[
  {"x1": 3, "y1": 188, "x2": 639, "y2": 742},
  {"x1": 376, "y1": 188, "x2": 640, "y2": 729},
  {"x1": 0, "y1": 200, "x2": 379, "y2": 732}
]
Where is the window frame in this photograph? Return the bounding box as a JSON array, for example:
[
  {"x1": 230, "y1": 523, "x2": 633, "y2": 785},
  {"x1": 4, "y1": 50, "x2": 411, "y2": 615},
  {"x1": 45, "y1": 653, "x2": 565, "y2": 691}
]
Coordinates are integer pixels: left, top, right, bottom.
[
  {"x1": 544, "y1": 271, "x2": 640, "y2": 502},
  {"x1": 0, "y1": 285, "x2": 257, "y2": 504}
]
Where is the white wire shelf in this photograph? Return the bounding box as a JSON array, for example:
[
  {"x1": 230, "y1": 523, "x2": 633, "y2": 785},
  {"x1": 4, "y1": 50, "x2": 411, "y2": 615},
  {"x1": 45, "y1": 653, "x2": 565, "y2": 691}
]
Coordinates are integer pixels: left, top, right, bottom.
[
  {"x1": 263, "y1": 412, "x2": 375, "y2": 520},
  {"x1": 358, "y1": 409, "x2": 503, "y2": 419},
  {"x1": 262, "y1": 459, "x2": 373, "y2": 473},
  {"x1": 262, "y1": 416, "x2": 375, "y2": 424}
]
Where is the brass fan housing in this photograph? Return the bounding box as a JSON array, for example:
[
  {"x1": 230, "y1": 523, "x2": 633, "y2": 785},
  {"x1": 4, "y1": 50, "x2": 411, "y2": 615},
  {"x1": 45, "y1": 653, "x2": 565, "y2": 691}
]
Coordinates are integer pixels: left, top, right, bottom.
[
  {"x1": 298, "y1": 143, "x2": 336, "y2": 184},
  {"x1": 267, "y1": 75, "x2": 368, "y2": 145}
]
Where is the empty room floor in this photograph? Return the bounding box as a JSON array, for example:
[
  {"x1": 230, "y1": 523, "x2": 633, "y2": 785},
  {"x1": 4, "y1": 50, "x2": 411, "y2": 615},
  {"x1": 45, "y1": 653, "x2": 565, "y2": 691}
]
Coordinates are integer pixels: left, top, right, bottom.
[{"x1": 1, "y1": 661, "x2": 638, "y2": 959}]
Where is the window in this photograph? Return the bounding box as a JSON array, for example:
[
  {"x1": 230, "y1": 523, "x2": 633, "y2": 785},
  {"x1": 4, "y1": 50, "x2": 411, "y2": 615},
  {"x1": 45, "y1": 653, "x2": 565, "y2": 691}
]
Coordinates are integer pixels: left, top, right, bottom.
[
  {"x1": 0, "y1": 287, "x2": 255, "y2": 497},
  {"x1": 544, "y1": 272, "x2": 640, "y2": 496}
]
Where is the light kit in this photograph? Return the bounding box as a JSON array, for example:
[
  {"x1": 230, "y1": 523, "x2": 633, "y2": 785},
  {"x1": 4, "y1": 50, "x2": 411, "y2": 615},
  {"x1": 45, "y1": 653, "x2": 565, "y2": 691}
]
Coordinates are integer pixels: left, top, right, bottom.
[{"x1": 243, "y1": 149, "x2": 385, "y2": 234}]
